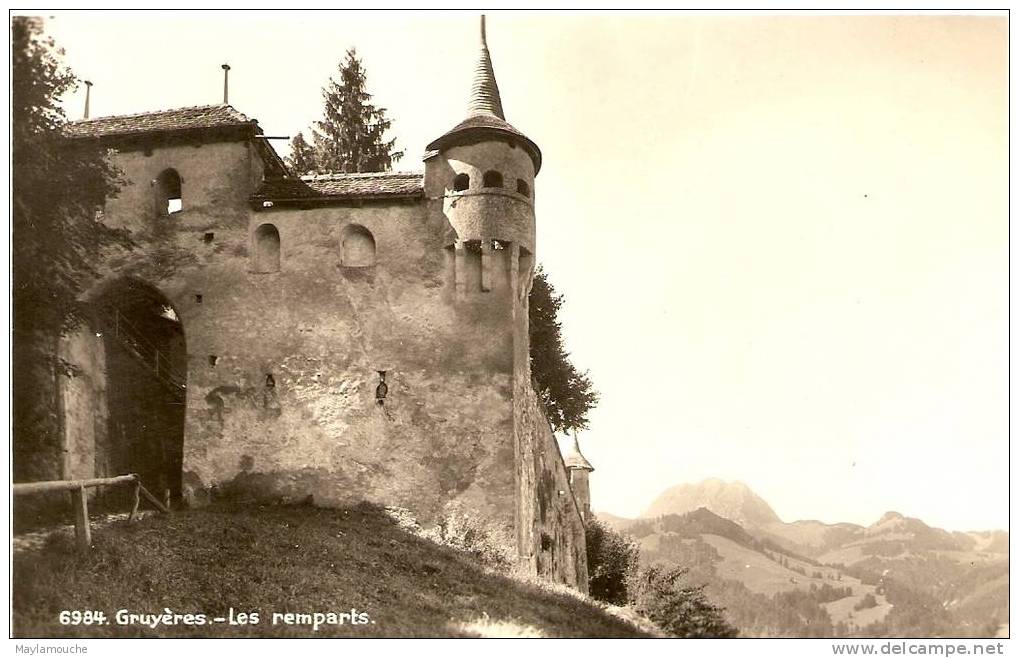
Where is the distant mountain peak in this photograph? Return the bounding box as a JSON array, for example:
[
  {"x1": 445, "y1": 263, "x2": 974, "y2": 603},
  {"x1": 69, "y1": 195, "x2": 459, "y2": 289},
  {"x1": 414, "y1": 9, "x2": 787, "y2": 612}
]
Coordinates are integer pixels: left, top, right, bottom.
[
  {"x1": 642, "y1": 478, "x2": 781, "y2": 527},
  {"x1": 877, "y1": 511, "x2": 905, "y2": 523}
]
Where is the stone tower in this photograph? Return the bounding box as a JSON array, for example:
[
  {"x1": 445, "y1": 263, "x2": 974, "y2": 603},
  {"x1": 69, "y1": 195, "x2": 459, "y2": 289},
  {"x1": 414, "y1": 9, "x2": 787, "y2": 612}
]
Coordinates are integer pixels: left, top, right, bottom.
[
  {"x1": 562, "y1": 433, "x2": 595, "y2": 522},
  {"x1": 424, "y1": 15, "x2": 541, "y2": 308}
]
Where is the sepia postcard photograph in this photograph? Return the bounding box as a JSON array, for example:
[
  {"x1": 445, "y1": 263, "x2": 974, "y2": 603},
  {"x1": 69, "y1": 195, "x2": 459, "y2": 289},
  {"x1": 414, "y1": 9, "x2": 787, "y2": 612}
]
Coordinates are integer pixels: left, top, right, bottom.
[{"x1": 6, "y1": 6, "x2": 1010, "y2": 652}]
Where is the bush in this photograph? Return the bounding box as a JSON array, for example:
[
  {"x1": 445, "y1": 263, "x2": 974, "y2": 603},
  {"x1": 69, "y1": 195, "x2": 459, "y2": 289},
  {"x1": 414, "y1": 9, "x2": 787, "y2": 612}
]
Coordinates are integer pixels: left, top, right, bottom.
[
  {"x1": 586, "y1": 517, "x2": 639, "y2": 605},
  {"x1": 420, "y1": 504, "x2": 516, "y2": 572},
  {"x1": 854, "y1": 593, "x2": 879, "y2": 611},
  {"x1": 628, "y1": 565, "x2": 739, "y2": 638}
]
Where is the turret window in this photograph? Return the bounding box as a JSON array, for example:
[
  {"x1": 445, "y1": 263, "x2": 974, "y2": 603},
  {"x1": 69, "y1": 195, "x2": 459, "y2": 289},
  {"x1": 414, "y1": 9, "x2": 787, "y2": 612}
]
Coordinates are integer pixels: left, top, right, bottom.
[
  {"x1": 482, "y1": 170, "x2": 503, "y2": 189},
  {"x1": 453, "y1": 173, "x2": 470, "y2": 192},
  {"x1": 254, "y1": 223, "x2": 281, "y2": 273},
  {"x1": 154, "y1": 168, "x2": 183, "y2": 216},
  {"x1": 516, "y1": 179, "x2": 530, "y2": 197},
  {"x1": 341, "y1": 224, "x2": 376, "y2": 267}
]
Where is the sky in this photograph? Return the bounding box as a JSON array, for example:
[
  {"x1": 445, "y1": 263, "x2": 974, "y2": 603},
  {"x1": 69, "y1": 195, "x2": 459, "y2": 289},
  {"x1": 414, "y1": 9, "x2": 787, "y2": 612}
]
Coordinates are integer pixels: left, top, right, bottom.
[{"x1": 39, "y1": 10, "x2": 1008, "y2": 532}]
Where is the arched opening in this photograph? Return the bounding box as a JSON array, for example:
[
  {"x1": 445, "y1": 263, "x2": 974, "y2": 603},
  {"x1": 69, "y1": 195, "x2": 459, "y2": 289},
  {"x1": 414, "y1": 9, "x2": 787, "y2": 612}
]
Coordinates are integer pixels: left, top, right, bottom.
[
  {"x1": 516, "y1": 179, "x2": 531, "y2": 197},
  {"x1": 254, "y1": 223, "x2": 281, "y2": 273},
  {"x1": 88, "y1": 278, "x2": 187, "y2": 505},
  {"x1": 482, "y1": 170, "x2": 503, "y2": 189},
  {"x1": 452, "y1": 173, "x2": 470, "y2": 192},
  {"x1": 154, "y1": 168, "x2": 183, "y2": 216},
  {"x1": 341, "y1": 224, "x2": 376, "y2": 267}
]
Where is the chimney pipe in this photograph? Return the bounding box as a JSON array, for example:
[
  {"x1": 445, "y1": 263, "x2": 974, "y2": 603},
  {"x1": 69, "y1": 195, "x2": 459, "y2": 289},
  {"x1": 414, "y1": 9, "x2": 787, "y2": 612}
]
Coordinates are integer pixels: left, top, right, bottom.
[
  {"x1": 221, "y1": 64, "x2": 231, "y2": 104},
  {"x1": 83, "y1": 80, "x2": 93, "y2": 119}
]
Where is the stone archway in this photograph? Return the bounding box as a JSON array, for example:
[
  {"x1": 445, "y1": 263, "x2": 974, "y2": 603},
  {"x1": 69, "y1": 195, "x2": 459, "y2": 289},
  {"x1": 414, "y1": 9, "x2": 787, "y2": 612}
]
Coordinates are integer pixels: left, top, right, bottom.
[{"x1": 69, "y1": 277, "x2": 187, "y2": 504}]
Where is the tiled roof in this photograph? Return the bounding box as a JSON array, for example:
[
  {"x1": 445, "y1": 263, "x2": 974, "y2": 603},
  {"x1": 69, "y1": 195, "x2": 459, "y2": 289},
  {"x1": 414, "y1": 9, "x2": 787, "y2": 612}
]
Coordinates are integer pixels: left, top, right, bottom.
[
  {"x1": 253, "y1": 171, "x2": 424, "y2": 201},
  {"x1": 65, "y1": 104, "x2": 255, "y2": 139},
  {"x1": 425, "y1": 17, "x2": 542, "y2": 173},
  {"x1": 426, "y1": 114, "x2": 542, "y2": 173}
]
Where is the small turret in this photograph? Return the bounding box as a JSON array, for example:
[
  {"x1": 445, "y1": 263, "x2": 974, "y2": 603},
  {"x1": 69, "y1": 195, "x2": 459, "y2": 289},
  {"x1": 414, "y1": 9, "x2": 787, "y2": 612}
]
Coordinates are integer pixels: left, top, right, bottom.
[
  {"x1": 425, "y1": 16, "x2": 540, "y2": 301},
  {"x1": 562, "y1": 432, "x2": 594, "y2": 522}
]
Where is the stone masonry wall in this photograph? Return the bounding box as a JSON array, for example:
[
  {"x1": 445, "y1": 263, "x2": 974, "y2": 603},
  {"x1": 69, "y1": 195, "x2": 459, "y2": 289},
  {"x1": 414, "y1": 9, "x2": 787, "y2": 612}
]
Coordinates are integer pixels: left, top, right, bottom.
[
  {"x1": 514, "y1": 376, "x2": 589, "y2": 592},
  {"x1": 49, "y1": 132, "x2": 587, "y2": 589},
  {"x1": 68, "y1": 136, "x2": 520, "y2": 535}
]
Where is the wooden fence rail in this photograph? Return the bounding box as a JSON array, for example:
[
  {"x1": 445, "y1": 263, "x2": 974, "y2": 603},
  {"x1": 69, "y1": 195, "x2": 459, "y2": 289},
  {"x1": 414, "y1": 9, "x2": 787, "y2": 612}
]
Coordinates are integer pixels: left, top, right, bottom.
[{"x1": 13, "y1": 473, "x2": 170, "y2": 552}]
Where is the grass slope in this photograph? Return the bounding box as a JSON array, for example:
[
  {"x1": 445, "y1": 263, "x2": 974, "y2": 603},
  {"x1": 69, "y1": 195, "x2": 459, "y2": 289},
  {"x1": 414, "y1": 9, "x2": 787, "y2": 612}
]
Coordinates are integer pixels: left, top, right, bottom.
[{"x1": 13, "y1": 503, "x2": 652, "y2": 638}]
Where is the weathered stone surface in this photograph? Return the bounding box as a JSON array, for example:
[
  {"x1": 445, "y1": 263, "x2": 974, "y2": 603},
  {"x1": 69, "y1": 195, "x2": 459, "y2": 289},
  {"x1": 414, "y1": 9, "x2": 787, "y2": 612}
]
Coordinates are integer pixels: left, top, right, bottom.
[{"x1": 36, "y1": 106, "x2": 587, "y2": 591}]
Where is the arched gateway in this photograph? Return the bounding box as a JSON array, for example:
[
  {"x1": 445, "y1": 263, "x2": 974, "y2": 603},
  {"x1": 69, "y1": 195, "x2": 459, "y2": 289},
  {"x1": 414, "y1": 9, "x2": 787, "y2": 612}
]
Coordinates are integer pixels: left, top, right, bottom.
[{"x1": 61, "y1": 277, "x2": 187, "y2": 504}]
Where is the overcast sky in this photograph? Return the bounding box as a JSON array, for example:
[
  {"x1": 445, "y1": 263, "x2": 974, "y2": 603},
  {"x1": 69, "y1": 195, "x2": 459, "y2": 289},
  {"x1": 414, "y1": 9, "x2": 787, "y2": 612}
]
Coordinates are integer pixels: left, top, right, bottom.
[{"x1": 42, "y1": 11, "x2": 1008, "y2": 532}]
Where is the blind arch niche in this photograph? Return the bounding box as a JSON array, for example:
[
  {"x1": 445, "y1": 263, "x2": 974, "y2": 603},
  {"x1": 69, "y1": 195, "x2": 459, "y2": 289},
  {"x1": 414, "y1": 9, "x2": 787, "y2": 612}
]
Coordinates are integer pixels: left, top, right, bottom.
[
  {"x1": 341, "y1": 224, "x2": 376, "y2": 267},
  {"x1": 253, "y1": 223, "x2": 281, "y2": 273}
]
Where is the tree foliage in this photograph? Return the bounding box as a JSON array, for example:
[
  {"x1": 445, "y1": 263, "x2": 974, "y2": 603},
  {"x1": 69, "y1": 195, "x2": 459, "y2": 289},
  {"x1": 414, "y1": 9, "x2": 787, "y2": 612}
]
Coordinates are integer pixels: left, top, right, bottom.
[
  {"x1": 629, "y1": 565, "x2": 739, "y2": 638},
  {"x1": 12, "y1": 17, "x2": 131, "y2": 482},
  {"x1": 528, "y1": 266, "x2": 599, "y2": 432},
  {"x1": 285, "y1": 131, "x2": 318, "y2": 177},
  {"x1": 288, "y1": 48, "x2": 403, "y2": 175},
  {"x1": 586, "y1": 517, "x2": 640, "y2": 605},
  {"x1": 12, "y1": 16, "x2": 129, "y2": 337}
]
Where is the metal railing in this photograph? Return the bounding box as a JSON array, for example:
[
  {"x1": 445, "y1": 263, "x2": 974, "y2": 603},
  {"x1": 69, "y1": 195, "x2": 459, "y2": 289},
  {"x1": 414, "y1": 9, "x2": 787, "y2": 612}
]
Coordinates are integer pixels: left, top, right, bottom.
[{"x1": 98, "y1": 306, "x2": 186, "y2": 398}]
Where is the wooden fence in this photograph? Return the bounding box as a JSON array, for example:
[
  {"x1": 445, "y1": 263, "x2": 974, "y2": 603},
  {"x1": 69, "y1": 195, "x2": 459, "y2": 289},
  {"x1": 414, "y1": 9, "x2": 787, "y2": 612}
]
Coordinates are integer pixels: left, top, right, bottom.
[{"x1": 13, "y1": 474, "x2": 171, "y2": 552}]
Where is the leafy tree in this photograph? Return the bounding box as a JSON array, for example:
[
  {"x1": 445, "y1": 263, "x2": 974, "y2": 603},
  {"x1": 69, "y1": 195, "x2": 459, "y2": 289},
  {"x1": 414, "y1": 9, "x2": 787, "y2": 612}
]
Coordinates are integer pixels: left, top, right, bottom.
[
  {"x1": 854, "y1": 592, "x2": 878, "y2": 611},
  {"x1": 12, "y1": 17, "x2": 129, "y2": 479},
  {"x1": 586, "y1": 517, "x2": 640, "y2": 605},
  {"x1": 302, "y1": 48, "x2": 403, "y2": 174},
  {"x1": 528, "y1": 266, "x2": 599, "y2": 432},
  {"x1": 629, "y1": 565, "x2": 739, "y2": 638},
  {"x1": 285, "y1": 131, "x2": 318, "y2": 175}
]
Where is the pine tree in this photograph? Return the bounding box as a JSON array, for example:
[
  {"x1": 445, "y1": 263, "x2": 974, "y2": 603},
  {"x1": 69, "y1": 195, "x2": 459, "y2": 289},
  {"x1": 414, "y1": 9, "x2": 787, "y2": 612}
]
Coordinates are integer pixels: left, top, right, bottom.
[
  {"x1": 529, "y1": 266, "x2": 600, "y2": 432},
  {"x1": 310, "y1": 48, "x2": 403, "y2": 173},
  {"x1": 285, "y1": 131, "x2": 319, "y2": 176}
]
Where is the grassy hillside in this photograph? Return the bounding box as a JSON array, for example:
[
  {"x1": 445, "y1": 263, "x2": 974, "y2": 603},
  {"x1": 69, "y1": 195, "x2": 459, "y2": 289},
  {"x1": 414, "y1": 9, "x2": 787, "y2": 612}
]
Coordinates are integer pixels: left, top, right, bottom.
[
  {"x1": 12, "y1": 503, "x2": 654, "y2": 638},
  {"x1": 623, "y1": 502, "x2": 1006, "y2": 638}
]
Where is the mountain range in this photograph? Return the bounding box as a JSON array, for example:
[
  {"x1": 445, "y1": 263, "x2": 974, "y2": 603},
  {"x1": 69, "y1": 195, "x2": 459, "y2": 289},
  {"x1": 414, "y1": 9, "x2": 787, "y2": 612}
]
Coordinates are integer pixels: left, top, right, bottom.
[{"x1": 599, "y1": 479, "x2": 1008, "y2": 638}]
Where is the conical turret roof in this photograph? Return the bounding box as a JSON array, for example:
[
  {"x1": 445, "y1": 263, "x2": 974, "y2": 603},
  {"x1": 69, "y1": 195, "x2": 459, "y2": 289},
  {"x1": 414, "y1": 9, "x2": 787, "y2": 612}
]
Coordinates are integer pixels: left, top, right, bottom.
[
  {"x1": 562, "y1": 433, "x2": 594, "y2": 472},
  {"x1": 426, "y1": 16, "x2": 542, "y2": 173},
  {"x1": 466, "y1": 16, "x2": 505, "y2": 119}
]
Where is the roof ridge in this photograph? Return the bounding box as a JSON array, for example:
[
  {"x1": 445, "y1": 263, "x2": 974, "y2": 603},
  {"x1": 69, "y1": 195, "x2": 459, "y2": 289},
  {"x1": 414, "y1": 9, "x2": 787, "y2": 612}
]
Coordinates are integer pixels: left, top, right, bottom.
[
  {"x1": 299, "y1": 171, "x2": 423, "y2": 181},
  {"x1": 69, "y1": 103, "x2": 248, "y2": 125}
]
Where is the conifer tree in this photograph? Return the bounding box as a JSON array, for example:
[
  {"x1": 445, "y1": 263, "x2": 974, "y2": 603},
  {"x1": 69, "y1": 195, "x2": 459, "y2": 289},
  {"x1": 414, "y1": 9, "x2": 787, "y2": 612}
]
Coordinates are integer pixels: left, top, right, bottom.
[
  {"x1": 285, "y1": 131, "x2": 318, "y2": 175},
  {"x1": 309, "y1": 48, "x2": 403, "y2": 173}
]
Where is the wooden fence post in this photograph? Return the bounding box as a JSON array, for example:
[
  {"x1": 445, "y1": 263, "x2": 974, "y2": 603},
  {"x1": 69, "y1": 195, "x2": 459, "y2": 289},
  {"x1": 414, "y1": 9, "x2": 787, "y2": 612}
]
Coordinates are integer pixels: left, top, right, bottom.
[
  {"x1": 71, "y1": 485, "x2": 91, "y2": 553},
  {"x1": 129, "y1": 479, "x2": 141, "y2": 521}
]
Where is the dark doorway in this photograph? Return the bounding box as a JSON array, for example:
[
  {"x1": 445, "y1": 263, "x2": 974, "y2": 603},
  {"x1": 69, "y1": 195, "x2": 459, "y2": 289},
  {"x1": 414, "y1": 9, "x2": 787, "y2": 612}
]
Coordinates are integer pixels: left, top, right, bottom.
[{"x1": 93, "y1": 278, "x2": 186, "y2": 504}]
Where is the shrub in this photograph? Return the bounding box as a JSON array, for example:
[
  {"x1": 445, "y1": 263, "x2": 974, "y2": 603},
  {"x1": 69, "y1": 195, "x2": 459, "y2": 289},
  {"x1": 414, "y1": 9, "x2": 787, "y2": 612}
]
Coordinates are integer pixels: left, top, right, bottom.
[
  {"x1": 628, "y1": 565, "x2": 738, "y2": 638},
  {"x1": 854, "y1": 593, "x2": 879, "y2": 611},
  {"x1": 586, "y1": 517, "x2": 639, "y2": 605},
  {"x1": 420, "y1": 504, "x2": 516, "y2": 572}
]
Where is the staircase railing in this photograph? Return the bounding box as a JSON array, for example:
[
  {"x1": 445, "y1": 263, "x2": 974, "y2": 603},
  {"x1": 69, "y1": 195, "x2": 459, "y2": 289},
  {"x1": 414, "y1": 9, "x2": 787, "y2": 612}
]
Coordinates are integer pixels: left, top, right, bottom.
[{"x1": 97, "y1": 306, "x2": 186, "y2": 398}]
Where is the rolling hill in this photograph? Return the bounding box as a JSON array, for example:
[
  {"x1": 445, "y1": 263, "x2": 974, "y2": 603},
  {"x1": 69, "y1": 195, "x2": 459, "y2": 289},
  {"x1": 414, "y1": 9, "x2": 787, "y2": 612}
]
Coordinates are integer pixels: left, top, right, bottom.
[{"x1": 600, "y1": 479, "x2": 1008, "y2": 638}]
